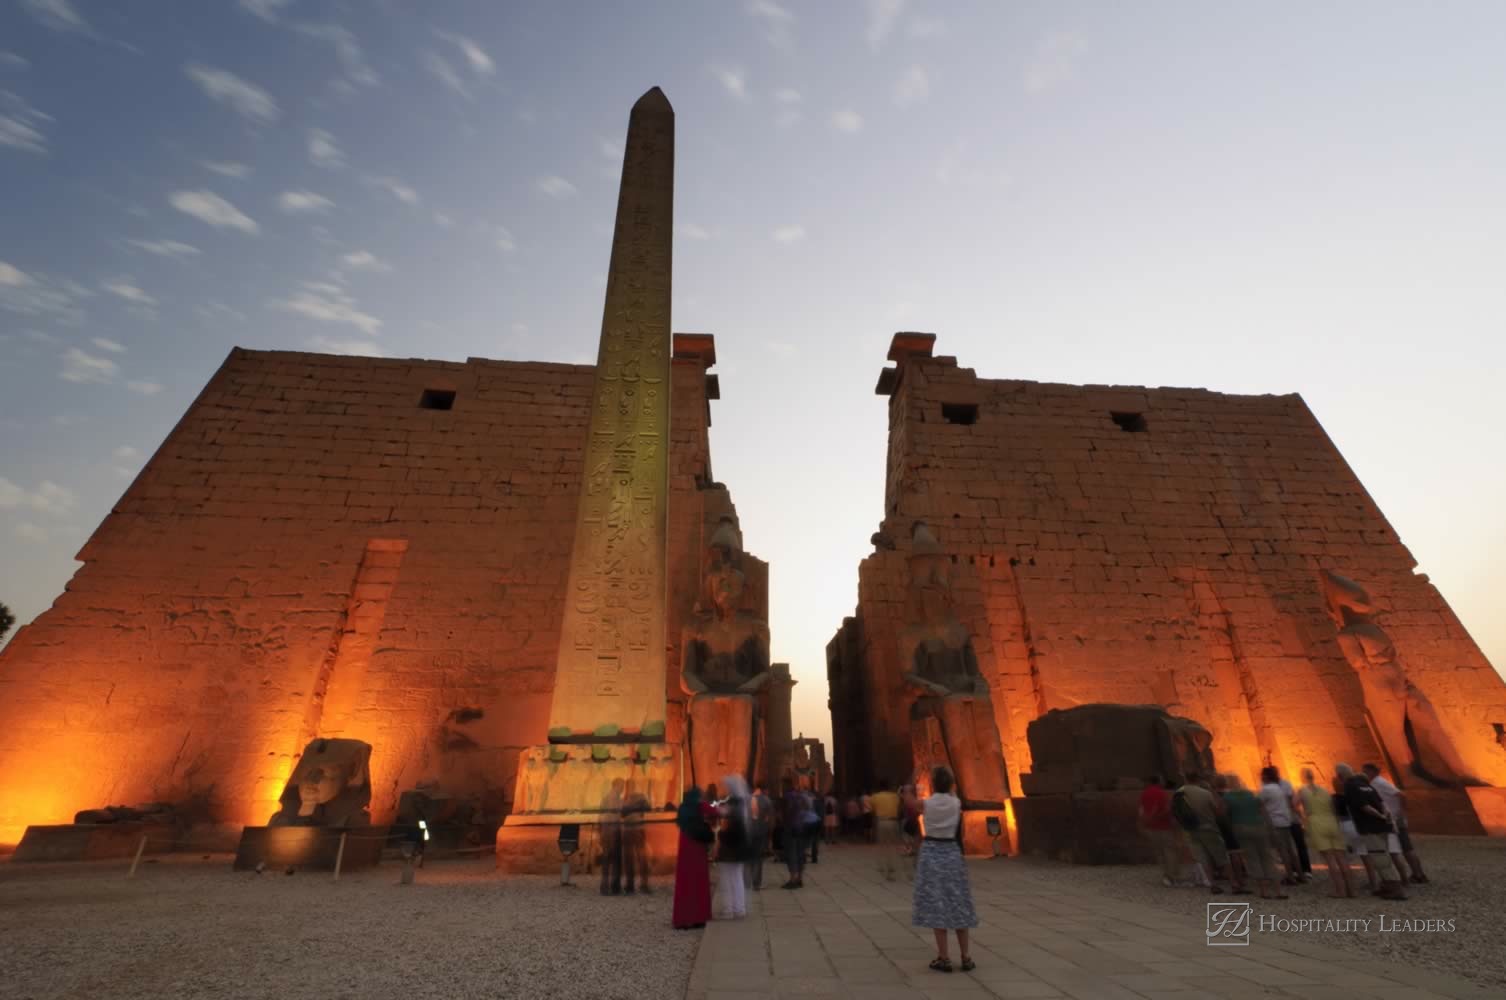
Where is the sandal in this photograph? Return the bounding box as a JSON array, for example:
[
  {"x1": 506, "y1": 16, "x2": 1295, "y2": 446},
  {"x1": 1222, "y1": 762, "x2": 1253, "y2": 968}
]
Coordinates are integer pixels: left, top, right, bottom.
[
  {"x1": 929, "y1": 957, "x2": 953, "y2": 973},
  {"x1": 960, "y1": 958, "x2": 976, "y2": 972}
]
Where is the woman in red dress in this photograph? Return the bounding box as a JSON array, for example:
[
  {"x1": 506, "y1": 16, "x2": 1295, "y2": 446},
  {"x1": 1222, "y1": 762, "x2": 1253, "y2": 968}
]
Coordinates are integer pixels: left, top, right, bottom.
[{"x1": 672, "y1": 786, "x2": 715, "y2": 929}]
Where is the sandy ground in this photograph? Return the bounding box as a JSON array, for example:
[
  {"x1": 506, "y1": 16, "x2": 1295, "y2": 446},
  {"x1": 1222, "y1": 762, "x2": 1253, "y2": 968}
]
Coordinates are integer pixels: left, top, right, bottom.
[
  {"x1": 2, "y1": 835, "x2": 1502, "y2": 999},
  {"x1": 1008, "y1": 834, "x2": 1506, "y2": 990},
  {"x1": 0, "y1": 854, "x2": 698, "y2": 1000}
]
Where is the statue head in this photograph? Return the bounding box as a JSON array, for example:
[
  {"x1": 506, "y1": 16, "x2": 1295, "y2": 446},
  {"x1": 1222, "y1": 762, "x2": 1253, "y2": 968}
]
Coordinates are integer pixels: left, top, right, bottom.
[
  {"x1": 908, "y1": 522, "x2": 952, "y2": 623},
  {"x1": 296, "y1": 765, "x2": 346, "y2": 817},
  {"x1": 272, "y1": 738, "x2": 372, "y2": 827},
  {"x1": 704, "y1": 517, "x2": 747, "y2": 620},
  {"x1": 1321, "y1": 570, "x2": 1378, "y2": 628}
]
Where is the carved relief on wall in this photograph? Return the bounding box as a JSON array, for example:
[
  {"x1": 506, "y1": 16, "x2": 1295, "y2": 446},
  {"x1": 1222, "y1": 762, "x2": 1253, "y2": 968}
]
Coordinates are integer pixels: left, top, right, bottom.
[{"x1": 1321, "y1": 571, "x2": 1478, "y2": 787}]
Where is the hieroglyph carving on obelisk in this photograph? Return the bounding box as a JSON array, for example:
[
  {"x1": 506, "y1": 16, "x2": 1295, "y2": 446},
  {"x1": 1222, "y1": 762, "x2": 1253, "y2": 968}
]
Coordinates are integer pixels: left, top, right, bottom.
[{"x1": 547, "y1": 88, "x2": 675, "y2": 738}]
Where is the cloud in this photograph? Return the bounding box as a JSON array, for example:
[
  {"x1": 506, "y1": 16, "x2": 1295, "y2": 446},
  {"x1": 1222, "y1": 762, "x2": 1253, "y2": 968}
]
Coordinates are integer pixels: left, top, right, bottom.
[
  {"x1": 202, "y1": 160, "x2": 251, "y2": 179},
  {"x1": 0, "y1": 265, "x2": 87, "y2": 322},
  {"x1": 0, "y1": 261, "x2": 31, "y2": 287},
  {"x1": 366, "y1": 175, "x2": 419, "y2": 205},
  {"x1": 197, "y1": 300, "x2": 249, "y2": 324},
  {"x1": 600, "y1": 139, "x2": 623, "y2": 159},
  {"x1": 126, "y1": 379, "x2": 164, "y2": 395},
  {"x1": 831, "y1": 110, "x2": 863, "y2": 133},
  {"x1": 772, "y1": 224, "x2": 806, "y2": 243},
  {"x1": 433, "y1": 211, "x2": 453, "y2": 228},
  {"x1": 422, "y1": 49, "x2": 470, "y2": 99},
  {"x1": 111, "y1": 444, "x2": 142, "y2": 478},
  {"x1": 272, "y1": 281, "x2": 382, "y2": 335},
  {"x1": 92, "y1": 337, "x2": 126, "y2": 353},
  {"x1": 15, "y1": 521, "x2": 47, "y2": 542},
  {"x1": 866, "y1": 0, "x2": 905, "y2": 50},
  {"x1": 894, "y1": 65, "x2": 929, "y2": 107},
  {"x1": 1025, "y1": 31, "x2": 1088, "y2": 94},
  {"x1": 237, "y1": 0, "x2": 295, "y2": 22},
  {"x1": 103, "y1": 279, "x2": 155, "y2": 306},
  {"x1": 293, "y1": 23, "x2": 378, "y2": 88},
  {"x1": 677, "y1": 224, "x2": 711, "y2": 241},
  {"x1": 113, "y1": 445, "x2": 140, "y2": 460},
  {"x1": 0, "y1": 90, "x2": 52, "y2": 154},
  {"x1": 184, "y1": 63, "x2": 279, "y2": 124},
  {"x1": 21, "y1": 0, "x2": 89, "y2": 33},
  {"x1": 934, "y1": 140, "x2": 1010, "y2": 188},
  {"x1": 170, "y1": 190, "x2": 260, "y2": 233},
  {"x1": 433, "y1": 29, "x2": 494, "y2": 75},
  {"x1": 340, "y1": 249, "x2": 390, "y2": 273},
  {"x1": 775, "y1": 88, "x2": 802, "y2": 104},
  {"x1": 129, "y1": 239, "x2": 201, "y2": 258},
  {"x1": 307, "y1": 127, "x2": 344, "y2": 168},
  {"x1": 0, "y1": 52, "x2": 30, "y2": 71},
  {"x1": 767, "y1": 341, "x2": 796, "y2": 358},
  {"x1": 277, "y1": 189, "x2": 334, "y2": 214},
  {"x1": 495, "y1": 226, "x2": 516, "y2": 252},
  {"x1": 747, "y1": 1, "x2": 795, "y2": 51},
  {"x1": 308, "y1": 335, "x2": 387, "y2": 357},
  {"x1": 909, "y1": 16, "x2": 947, "y2": 38},
  {"x1": 60, "y1": 346, "x2": 118, "y2": 383},
  {"x1": 537, "y1": 175, "x2": 577, "y2": 199},
  {"x1": 713, "y1": 68, "x2": 748, "y2": 102}
]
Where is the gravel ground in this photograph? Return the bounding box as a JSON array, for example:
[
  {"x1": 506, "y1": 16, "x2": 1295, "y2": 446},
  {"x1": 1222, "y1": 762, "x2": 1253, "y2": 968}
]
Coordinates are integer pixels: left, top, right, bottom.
[
  {"x1": 1008, "y1": 834, "x2": 1506, "y2": 990},
  {"x1": 0, "y1": 854, "x2": 698, "y2": 1000}
]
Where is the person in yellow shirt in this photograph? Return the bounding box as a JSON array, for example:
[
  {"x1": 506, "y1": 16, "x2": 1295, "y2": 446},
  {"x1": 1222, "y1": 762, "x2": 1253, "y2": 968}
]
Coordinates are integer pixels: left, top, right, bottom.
[{"x1": 870, "y1": 780, "x2": 903, "y2": 880}]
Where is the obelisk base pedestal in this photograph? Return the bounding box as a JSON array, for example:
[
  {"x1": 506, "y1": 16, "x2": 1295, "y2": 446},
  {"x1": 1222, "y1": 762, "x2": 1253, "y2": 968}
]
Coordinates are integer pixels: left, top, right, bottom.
[{"x1": 496, "y1": 811, "x2": 680, "y2": 876}]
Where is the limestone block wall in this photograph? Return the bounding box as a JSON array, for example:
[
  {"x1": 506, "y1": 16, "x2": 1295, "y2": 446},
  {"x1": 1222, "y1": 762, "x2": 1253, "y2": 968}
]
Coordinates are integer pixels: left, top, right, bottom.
[
  {"x1": 0, "y1": 344, "x2": 733, "y2": 844},
  {"x1": 832, "y1": 344, "x2": 1506, "y2": 796}
]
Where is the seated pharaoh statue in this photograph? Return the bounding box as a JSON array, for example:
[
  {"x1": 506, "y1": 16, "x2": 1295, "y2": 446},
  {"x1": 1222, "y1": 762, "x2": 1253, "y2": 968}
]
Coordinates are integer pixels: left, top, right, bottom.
[
  {"x1": 1321, "y1": 571, "x2": 1478, "y2": 787},
  {"x1": 901, "y1": 522, "x2": 1007, "y2": 807},
  {"x1": 681, "y1": 517, "x2": 770, "y2": 786},
  {"x1": 268, "y1": 738, "x2": 374, "y2": 827}
]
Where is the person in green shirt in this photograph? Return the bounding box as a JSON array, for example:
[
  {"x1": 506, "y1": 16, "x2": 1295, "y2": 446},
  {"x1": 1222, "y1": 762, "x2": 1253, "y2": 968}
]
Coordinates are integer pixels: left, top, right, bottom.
[{"x1": 1222, "y1": 773, "x2": 1285, "y2": 899}]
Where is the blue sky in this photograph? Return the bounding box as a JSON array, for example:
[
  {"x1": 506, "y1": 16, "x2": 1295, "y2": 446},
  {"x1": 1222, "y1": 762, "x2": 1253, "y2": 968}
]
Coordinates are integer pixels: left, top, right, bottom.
[{"x1": 2, "y1": 1, "x2": 1504, "y2": 750}]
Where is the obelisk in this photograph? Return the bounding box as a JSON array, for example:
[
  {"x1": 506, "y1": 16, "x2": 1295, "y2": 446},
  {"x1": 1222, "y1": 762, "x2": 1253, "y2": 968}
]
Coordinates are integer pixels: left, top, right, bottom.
[{"x1": 547, "y1": 87, "x2": 674, "y2": 740}]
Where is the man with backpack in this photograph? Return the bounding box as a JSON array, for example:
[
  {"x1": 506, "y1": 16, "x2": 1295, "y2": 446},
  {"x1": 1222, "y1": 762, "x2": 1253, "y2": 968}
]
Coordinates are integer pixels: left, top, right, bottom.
[{"x1": 1173, "y1": 773, "x2": 1243, "y2": 895}]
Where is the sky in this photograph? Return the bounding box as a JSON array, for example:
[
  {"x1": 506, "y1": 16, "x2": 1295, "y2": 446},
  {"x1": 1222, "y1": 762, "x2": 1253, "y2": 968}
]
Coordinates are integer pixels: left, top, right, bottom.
[{"x1": 2, "y1": 1, "x2": 1505, "y2": 755}]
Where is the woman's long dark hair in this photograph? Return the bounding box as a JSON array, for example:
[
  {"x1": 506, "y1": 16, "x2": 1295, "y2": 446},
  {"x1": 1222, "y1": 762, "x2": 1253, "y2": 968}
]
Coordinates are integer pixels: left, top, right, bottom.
[{"x1": 931, "y1": 766, "x2": 955, "y2": 795}]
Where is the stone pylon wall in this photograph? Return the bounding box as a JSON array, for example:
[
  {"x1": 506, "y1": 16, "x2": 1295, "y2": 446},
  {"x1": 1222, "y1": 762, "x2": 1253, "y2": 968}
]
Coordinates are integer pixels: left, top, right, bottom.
[
  {"x1": 831, "y1": 343, "x2": 1506, "y2": 796},
  {"x1": 0, "y1": 343, "x2": 744, "y2": 844}
]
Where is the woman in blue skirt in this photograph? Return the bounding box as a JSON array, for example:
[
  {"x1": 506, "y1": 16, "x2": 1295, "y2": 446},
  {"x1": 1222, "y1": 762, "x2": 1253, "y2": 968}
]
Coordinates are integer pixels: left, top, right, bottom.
[{"x1": 911, "y1": 766, "x2": 978, "y2": 973}]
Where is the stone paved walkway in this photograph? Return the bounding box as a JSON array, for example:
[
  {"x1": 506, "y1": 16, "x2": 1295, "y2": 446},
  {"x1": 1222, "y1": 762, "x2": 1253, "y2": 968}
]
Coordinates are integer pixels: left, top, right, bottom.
[{"x1": 686, "y1": 846, "x2": 1493, "y2": 1000}]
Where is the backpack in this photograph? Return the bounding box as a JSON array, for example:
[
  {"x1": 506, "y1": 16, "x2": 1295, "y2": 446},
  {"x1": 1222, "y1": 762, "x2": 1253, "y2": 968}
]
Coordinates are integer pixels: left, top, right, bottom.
[{"x1": 1171, "y1": 789, "x2": 1201, "y2": 831}]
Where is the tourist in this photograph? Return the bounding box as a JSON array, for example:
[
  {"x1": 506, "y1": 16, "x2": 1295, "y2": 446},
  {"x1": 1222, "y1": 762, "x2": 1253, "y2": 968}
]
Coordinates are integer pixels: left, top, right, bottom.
[
  {"x1": 672, "y1": 787, "x2": 714, "y2": 929},
  {"x1": 1331, "y1": 774, "x2": 1376, "y2": 891},
  {"x1": 1296, "y1": 768, "x2": 1352, "y2": 898},
  {"x1": 900, "y1": 783, "x2": 922, "y2": 857},
  {"x1": 746, "y1": 784, "x2": 773, "y2": 891},
  {"x1": 1258, "y1": 766, "x2": 1304, "y2": 885},
  {"x1": 599, "y1": 778, "x2": 626, "y2": 896},
  {"x1": 843, "y1": 796, "x2": 861, "y2": 840},
  {"x1": 1138, "y1": 775, "x2": 1181, "y2": 886},
  {"x1": 1337, "y1": 763, "x2": 1407, "y2": 900},
  {"x1": 1172, "y1": 773, "x2": 1243, "y2": 895},
  {"x1": 912, "y1": 766, "x2": 978, "y2": 974},
  {"x1": 861, "y1": 790, "x2": 875, "y2": 842},
  {"x1": 1210, "y1": 774, "x2": 1249, "y2": 891},
  {"x1": 620, "y1": 787, "x2": 651, "y2": 895},
  {"x1": 781, "y1": 782, "x2": 808, "y2": 889},
  {"x1": 1363, "y1": 763, "x2": 1427, "y2": 884},
  {"x1": 870, "y1": 779, "x2": 903, "y2": 880},
  {"x1": 803, "y1": 788, "x2": 822, "y2": 865},
  {"x1": 1224, "y1": 773, "x2": 1285, "y2": 900},
  {"x1": 715, "y1": 775, "x2": 753, "y2": 919},
  {"x1": 823, "y1": 791, "x2": 839, "y2": 846}
]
